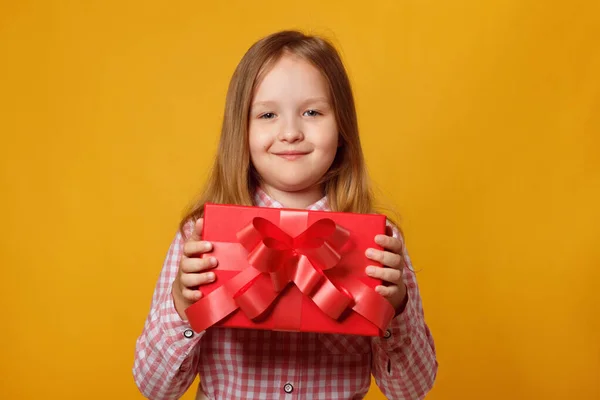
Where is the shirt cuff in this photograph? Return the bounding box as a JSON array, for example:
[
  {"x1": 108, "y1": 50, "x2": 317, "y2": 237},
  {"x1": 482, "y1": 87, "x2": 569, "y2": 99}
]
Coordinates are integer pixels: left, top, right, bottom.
[
  {"x1": 375, "y1": 291, "x2": 418, "y2": 352},
  {"x1": 158, "y1": 286, "x2": 204, "y2": 358}
]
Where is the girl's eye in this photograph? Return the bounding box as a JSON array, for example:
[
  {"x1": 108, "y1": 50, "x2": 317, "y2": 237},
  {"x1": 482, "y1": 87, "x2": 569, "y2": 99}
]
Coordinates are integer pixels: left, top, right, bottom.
[
  {"x1": 260, "y1": 112, "x2": 276, "y2": 119},
  {"x1": 303, "y1": 110, "x2": 321, "y2": 117}
]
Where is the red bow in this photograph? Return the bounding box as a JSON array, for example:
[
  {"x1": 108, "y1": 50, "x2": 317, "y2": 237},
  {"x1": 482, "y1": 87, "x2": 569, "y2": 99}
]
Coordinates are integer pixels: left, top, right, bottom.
[{"x1": 233, "y1": 216, "x2": 354, "y2": 321}]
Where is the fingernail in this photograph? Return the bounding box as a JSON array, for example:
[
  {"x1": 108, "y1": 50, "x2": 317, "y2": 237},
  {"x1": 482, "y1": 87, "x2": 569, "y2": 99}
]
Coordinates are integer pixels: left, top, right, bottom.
[
  {"x1": 207, "y1": 272, "x2": 215, "y2": 281},
  {"x1": 366, "y1": 249, "x2": 375, "y2": 257},
  {"x1": 210, "y1": 257, "x2": 217, "y2": 266},
  {"x1": 365, "y1": 266, "x2": 375, "y2": 275},
  {"x1": 374, "y1": 235, "x2": 384, "y2": 244},
  {"x1": 204, "y1": 242, "x2": 213, "y2": 251}
]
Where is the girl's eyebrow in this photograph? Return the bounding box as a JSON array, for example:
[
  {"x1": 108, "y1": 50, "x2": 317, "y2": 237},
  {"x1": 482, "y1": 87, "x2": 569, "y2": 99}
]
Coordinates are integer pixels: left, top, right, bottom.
[
  {"x1": 304, "y1": 96, "x2": 329, "y2": 102},
  {"x1": 251, "y1": 100, "x2": 276, "y2": 109},
  {"x1": 301, "y1": 97, "x2": 330, "y2": 106}
]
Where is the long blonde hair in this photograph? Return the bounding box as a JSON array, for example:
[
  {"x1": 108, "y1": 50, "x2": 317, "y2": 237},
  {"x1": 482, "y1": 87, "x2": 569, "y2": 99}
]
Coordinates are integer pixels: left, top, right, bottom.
[{"x1": 180, "y1": 30, "x2": 391, "y2": 235}]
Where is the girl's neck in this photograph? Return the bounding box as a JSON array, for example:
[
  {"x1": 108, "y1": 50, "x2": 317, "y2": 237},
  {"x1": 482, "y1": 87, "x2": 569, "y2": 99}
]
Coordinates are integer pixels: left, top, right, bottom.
[{"x1": 260, "y1": 184, "x2": 325, "y2": 209}]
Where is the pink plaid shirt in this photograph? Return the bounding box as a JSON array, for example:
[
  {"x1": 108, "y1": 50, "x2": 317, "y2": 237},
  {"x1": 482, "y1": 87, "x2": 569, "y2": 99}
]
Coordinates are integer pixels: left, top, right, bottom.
[{"x1": 133, "y1": 190, "x2": 437, "y2": 399}]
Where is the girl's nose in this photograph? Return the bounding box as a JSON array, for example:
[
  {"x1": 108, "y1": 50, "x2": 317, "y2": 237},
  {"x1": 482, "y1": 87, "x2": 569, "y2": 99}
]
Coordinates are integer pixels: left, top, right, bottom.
[{"x1": 277, "y1": 118, "x2": 304, "y2": 143}]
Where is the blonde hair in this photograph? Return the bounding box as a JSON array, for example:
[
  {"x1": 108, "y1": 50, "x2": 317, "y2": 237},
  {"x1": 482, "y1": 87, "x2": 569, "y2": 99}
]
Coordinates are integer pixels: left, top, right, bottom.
[{"x1": 180, "y1": 30, "x2": 396, "y2": 235}]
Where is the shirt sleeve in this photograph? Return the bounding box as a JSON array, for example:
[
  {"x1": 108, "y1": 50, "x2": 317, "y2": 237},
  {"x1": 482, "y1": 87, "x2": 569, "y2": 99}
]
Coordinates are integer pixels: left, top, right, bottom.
[
  {"x1": 132, "y1": 221, "x2": 205, "y2": 400},
  {"x1": 371, "y1": 223, "x2": 438, "y2": 399}
]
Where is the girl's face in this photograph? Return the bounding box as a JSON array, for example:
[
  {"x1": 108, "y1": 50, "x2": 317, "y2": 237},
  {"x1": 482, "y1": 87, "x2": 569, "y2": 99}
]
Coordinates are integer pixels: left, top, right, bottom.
[{"x1": 248, "y1": 53, "x2": 339, "y2": 203}]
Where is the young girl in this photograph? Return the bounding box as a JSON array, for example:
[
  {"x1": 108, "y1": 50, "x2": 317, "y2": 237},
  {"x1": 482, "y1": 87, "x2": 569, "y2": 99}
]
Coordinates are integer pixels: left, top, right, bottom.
[{"x1": 133, "y1": 30, "x2": 437, "y2": 400}]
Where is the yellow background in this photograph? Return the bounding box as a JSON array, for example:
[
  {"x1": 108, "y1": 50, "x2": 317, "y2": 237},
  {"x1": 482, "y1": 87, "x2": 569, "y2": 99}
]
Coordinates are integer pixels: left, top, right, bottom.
[{"x1": 1, "y1": 1, "x2": 599, "y2": 399}]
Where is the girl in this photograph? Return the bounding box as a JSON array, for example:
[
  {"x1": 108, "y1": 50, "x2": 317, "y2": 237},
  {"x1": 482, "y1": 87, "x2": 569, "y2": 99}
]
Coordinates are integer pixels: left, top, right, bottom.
[{"x1": 133, "y1": 30, "x2": 437, "y2": 400}]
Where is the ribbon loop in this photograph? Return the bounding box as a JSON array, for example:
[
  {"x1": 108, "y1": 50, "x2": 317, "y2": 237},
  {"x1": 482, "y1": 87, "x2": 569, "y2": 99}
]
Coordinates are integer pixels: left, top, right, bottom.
[
  {"x1": 234, "y1": 216, "x2": 353, "y2": 323},
  {"x1": 234, "y1": 274, "x2": 279, "y2": 320},
  {"x1": 293, "y1": 256, "x2": 323, "y2": 295},
  {"x1": 247, "y1": 242, "x2": 290, "y2": 273},
  {"x1": 300, "y1": 241, "x2": 341, "y2": 270}
]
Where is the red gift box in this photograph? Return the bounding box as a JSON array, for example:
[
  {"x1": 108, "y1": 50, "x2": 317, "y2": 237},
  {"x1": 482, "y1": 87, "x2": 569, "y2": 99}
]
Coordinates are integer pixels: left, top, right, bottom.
[{"x1": 184, "y1": 203, "x2": 395, "y2": 336}]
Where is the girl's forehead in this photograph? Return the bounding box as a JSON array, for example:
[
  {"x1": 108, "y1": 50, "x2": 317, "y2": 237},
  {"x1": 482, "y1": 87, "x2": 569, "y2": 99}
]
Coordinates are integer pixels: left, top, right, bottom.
[{"x1": 253, "y1": 54, "x2": 330, "y2": 102}]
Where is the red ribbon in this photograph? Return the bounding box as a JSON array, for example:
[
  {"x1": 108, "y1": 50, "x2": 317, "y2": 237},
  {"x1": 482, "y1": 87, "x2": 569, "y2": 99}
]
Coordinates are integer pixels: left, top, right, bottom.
[
  {"x1": 185, "y1": 210, "x2": 394, "y2": 335},
  {"x1": 233, "y1": 213, "x2": 354, "y2": 322}
]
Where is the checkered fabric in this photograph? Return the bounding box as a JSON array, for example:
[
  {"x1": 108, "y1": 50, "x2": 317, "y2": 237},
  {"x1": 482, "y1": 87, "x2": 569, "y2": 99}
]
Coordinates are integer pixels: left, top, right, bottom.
[{"x1": 133, "y1": 189, "x2": 437, "y2": 399}]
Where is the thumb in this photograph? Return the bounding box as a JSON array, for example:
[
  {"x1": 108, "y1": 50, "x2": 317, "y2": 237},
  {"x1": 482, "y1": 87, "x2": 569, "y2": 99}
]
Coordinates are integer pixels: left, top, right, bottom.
[
  {"x1": 190, "y1": 218, "x2": 204, "y2": 241},
  {"x1": 385, "y1": 225, "x2": 394, "y2": 237}
]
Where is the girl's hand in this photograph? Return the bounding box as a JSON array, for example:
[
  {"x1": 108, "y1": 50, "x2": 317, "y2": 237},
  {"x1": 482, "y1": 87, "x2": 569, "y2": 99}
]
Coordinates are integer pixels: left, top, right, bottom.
[
  {"x1": 172, "y1": 218, "x2": 218, "y2": 320},
  {"x1": 364, "y1": 226, "x2": 408, "y2": 312}
]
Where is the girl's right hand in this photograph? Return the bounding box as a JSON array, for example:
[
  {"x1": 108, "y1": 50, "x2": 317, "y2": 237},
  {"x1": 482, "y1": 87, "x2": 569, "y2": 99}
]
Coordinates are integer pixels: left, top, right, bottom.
[{"x1": 172, "y1": 218, "x2": 218, "y2": 319}]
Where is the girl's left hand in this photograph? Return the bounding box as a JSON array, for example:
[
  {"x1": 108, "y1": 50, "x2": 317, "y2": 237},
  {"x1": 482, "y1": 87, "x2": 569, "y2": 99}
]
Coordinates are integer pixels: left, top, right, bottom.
[{"x1": 364, "y1": 226, "x2": 408, "y2": 312}]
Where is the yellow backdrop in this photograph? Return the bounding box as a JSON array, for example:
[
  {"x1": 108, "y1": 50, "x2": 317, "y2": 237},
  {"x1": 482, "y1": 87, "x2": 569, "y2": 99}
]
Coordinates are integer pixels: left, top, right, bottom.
[{"x1": 1, "y1": 1, "x2": 599, "y2": 399}]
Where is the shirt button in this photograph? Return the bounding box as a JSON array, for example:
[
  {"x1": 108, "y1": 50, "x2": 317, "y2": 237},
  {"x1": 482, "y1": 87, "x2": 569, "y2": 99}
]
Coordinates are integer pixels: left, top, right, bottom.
[
  {"x1": 283, "y1": 383, "x2": 294, "y2": 393},
  {"x1": 183, "y1": 329, "x2": 194, "y2": 339},
  {"x1": 403, "y1": 337, "x2": 412, "y2": 345},
  {"x1": 384, "y1": 329, "x2": 392, "y2": 339}
]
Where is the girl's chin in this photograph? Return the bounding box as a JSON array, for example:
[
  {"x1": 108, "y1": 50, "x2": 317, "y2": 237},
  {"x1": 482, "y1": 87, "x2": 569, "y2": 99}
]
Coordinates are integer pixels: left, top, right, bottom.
[{"x1": 260, "y1": 179, "x2": 324, "y2": 194}]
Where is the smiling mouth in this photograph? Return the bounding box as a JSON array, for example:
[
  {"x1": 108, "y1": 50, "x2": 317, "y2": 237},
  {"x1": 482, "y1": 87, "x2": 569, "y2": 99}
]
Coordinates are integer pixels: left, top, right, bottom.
[{"x1": 273, "y1": 151, "x2": 310, "y2": 160}]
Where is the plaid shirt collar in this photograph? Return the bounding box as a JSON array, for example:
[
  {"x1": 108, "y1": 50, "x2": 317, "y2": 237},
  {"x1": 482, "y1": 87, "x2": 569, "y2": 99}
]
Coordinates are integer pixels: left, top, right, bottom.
[{"x1": 254, "y1": 187, "x2": 330, "y2": 211}]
